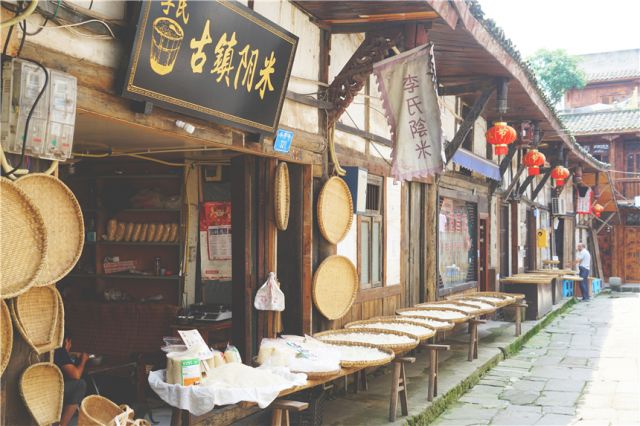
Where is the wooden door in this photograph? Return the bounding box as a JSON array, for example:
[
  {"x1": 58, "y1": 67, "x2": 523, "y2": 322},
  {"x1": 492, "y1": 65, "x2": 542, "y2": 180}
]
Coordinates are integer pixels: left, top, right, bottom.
[
  {"x1": 403, "y1": 182, "x2": 424, "y2": 306},
  {"x1": 624, "y1": 227, "x2": 640, "y2": 282},
  {"x1": 479, "y1": 218, "x2": 489, "y2": 291},
  {"x1": 526, "y1": 210, "x2": 537, "y2": 271}
]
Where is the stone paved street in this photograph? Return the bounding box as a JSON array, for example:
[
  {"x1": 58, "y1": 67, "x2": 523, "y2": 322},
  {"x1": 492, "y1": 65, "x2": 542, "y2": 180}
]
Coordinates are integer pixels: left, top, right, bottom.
[{"x1": 433, "y1": 293, "x2": 640, "y2": 426}]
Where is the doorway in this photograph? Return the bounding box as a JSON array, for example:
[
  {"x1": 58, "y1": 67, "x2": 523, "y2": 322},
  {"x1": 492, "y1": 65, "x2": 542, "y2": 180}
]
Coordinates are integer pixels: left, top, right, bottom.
[
  {"x1": 624, "y1": 227, "x2": 640, "y2": 282},
  {"x1": 499, "y1": 204, "x2": 510, "y2": 278}
]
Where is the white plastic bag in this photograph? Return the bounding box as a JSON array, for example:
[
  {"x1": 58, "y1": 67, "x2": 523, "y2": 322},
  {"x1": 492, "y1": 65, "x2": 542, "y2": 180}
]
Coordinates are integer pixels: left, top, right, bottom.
[{"x1": 254, "y1": 272, "x2": 285, "y2": 311}]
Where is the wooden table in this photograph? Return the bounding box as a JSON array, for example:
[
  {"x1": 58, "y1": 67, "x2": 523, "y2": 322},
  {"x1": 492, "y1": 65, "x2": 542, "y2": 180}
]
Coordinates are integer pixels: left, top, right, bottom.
[
  {"x1": 529, "y1": 270, "x2": 570, "y2": 305},
  {"x1": 500, "y1": 275, "x2": 554, "y2": 320}
]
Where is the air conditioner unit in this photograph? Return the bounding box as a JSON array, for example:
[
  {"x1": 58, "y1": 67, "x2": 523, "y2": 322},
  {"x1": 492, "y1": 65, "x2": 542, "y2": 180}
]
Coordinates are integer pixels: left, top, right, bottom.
[{"x1": 551, "y1": 198, "x2": 566, "y2": 215}]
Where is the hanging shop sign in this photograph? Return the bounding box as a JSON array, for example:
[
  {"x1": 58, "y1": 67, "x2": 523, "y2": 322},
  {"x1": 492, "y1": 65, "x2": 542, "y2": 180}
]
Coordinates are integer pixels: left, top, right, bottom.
[{"x1": 122, "y1": 0, "x2": 298, "y2": 134}]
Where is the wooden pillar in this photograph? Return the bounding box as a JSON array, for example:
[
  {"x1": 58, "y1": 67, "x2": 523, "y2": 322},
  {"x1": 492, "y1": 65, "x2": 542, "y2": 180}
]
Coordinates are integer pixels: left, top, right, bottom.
[{"x1": 425, "y1": 182, "x2": 439, "y2": 302}]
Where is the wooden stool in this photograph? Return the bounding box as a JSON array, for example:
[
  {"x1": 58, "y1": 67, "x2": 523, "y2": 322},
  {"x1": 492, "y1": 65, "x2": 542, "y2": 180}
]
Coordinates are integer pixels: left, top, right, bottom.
[
  {"x1": 270, "y1": 400, "x2": 309, "y2": 426},
  {"x1": 423, "y1": 343, "x2": 450, "y2": 401},
  {"x1": 389, "y1": 356, "x2": 415, "y2": 421},
  {"x1": 468, "y1": 318, "x2": 486, "y2": 361},
  {"x1": 513, "y1": 302, "x2": 528, "y2": 337}
]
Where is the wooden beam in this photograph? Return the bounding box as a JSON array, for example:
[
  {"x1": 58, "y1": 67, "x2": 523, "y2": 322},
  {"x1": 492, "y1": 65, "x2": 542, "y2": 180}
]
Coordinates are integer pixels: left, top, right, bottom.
[
  {"x1": 319, "y1": 11, "x2": 439, "y2": 25},
  {"x1": 438, "y1": 80, "x2": 495, "y2": 96},
  {"x1": 335, "y1": 122, "x2": 392, "y2": 147},
  {"x1": 445, "y1": 83, "x2": 496, "y2": 163},
  {"x1": 503, "y1": 165, "x2": 526, "y2": 200},
  {"x1": 517, "y1": 174, "x2": 536, "y2": 197},
  {"x1": 531, "y1": 169, "x2": 552, "y2": 201},
  {"x1": 286, "y1": 90, "x2": 333, "y2": 110}
]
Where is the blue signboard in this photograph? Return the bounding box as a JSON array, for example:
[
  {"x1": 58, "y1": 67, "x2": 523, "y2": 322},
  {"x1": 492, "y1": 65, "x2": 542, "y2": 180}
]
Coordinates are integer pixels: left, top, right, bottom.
[{"x1": 273, "y1": 129, "x2": 294, "y2": 153}]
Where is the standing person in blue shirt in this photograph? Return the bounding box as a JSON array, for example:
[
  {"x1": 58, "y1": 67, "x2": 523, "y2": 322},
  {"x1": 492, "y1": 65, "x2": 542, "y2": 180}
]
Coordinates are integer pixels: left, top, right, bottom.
[
  {"x1": 574, "y1": 242, "x2": 592, "y2": 301},
  {"x1": 54, "y1": 332, "x2": 89, "y2": 426}
]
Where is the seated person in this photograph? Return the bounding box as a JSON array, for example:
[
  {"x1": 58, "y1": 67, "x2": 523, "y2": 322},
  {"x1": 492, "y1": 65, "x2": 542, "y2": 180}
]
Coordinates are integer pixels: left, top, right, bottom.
[{"x1": 54, "y1": 332, "x2": 89, "y2": 426}]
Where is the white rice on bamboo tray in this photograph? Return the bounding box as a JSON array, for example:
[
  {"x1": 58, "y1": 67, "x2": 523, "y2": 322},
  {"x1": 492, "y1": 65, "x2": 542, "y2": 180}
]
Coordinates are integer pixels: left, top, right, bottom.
[
  {"x1": 399, "y1": 309, "x2": 467, "y2": 320},
  {"x1": 345, "y1": 322, "x2": 431, "y2": 337},
  {"x1": 433, "y1": 303, "x2": 478, "y2": 313},
  {"x1": 396, "y1": 316, "x2": 452, "y2": 329},
  {"x1": 327, "y1": 343, "x2": 392, "y2": 362},
  {"x1": 474, "y1": 296, "x2": 514, "y2": 304},
  {"x1": 458, "y1": 300, "x2": 495, "y2": 311},
  {"x1": 316, "y1": 332, "x2": 414, "y2": 345}
]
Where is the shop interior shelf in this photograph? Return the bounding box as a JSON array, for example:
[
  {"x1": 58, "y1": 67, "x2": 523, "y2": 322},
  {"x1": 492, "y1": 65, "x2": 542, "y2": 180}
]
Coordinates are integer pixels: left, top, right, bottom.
[{"x1": 68, "y1": 273, "x2": 180, "y2": 281}]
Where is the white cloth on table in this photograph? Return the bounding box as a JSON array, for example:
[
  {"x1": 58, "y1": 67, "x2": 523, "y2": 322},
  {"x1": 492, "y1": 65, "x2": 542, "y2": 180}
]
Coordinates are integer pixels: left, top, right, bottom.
[{"x1": 148, "y1": 367, "x2": 307, "y2": 416}]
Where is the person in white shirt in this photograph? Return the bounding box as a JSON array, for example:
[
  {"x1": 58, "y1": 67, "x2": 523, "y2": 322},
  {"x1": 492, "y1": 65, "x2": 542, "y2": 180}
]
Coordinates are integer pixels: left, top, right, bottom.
[{"x1": 574, "y1": 243, "x2": 592, "y2": 301}]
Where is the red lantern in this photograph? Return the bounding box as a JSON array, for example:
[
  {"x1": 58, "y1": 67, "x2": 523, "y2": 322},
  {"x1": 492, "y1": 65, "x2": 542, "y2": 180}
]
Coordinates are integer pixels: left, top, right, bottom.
[
  {"x1": 593, "y1": 204, "x2": 604, "y2": 218},
  {"x1": 551, "y1": 166, "x2": 570, "y2": 186},
  {"x1": 486, "y1": 122, "x2": 517, "y2": 156},
  {"x1": 523, "y1": 149, "x2": 546, "y2": 176}
]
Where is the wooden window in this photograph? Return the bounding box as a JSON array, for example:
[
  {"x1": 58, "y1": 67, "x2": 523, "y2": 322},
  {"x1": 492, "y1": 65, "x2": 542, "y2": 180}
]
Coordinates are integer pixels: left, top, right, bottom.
[{"x1": 359, "y1": 175, "x2": 384, "y2": 289}]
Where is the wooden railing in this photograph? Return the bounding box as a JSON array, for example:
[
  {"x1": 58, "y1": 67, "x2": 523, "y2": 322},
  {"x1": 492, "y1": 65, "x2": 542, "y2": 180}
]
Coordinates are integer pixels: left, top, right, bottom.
[{"x1": 614, "y1": 177, "x2": 640, "y2": 201}]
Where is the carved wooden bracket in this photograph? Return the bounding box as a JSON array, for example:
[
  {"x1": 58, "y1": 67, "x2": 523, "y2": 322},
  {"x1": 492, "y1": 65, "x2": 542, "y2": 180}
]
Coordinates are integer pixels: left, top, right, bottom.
[{"x1": 327, "y1": 31, "x2": 403, "y2": 126}]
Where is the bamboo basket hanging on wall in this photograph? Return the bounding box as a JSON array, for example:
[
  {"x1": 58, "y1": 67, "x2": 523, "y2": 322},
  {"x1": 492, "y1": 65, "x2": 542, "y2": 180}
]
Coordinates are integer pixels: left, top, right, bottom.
[
  {"x1": 1, "y1": 300, "x2": 12, "y2": 375},
  {"x1": 312, "y1": 255, "x2": 358, "y2": 320},
  {"x1": 317, "y1": 176, "x2": 353, "y2": 244},
  {"x1": 20, "y1": 362, "x2": 64, "y2": 426},
  {"x1": 16, "y1": 174, "x2": 84, "y2": 286},
  {"x1": 274, "y1": 162, "x2": 290, "y2": 231},
  {"x1": 0, "y1": 177, "x2": 47, "y2": 299},
  {"x1": 11, "y1": 285, "x2": 61, "y2": 354}
]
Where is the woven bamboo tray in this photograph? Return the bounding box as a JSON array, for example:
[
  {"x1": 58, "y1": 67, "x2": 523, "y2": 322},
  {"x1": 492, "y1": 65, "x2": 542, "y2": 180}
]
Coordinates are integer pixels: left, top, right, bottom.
[
  {"x1": 373, "y1": 315, "x2": 455, "y2": 332},
  {"x1": 12, "y1": 286, "x2": 60, "y2": 354},
  {"x1": 396, "y1": 307, "x2": 470, "y2": 324},
  {"x1": 79, "y1": 395, "x2": 133, "y2": 426},
  {"x1": 325, "y1": 341, "x2": 395, "y2": 368},
  {"x1": 0, "y1": 177, "x2": 47, "y2": 299},
  {"x1": 450, "y1": 300, "x2": 498, "y2": 314},
  {"x1": 317, "y1": 177, "x2": 353, "y2": 244},
  {"x1": 20, "y1": 362, "x2": 63, "y2": 426},
  {"x1": 417, "y1": 301, "x2": 495, "y2": 316},
  {"x1": 1, "y1": 300, "x2": 12, "y2": 375},
  {"x1": 344, "y1": 319, "x2": 436, "y2": 341},
  {"x1": 274, "y1": 162, "x2": 290, "y2": 231},
  {"x1": 291, "y1": 368, "x2": 342, "y2": 381},
  {"x1": 314, "y1": 328, "x2": 419, "y2": 354},
  {"x1": 312, "y1": 255, "x2": 358, "y2": 320},
  {"x1": 17, "y1": 174, "x2": 84, "y2": 286},
  {"x1": 413, "y1": 303, "x2": 473, "y2": 315}
]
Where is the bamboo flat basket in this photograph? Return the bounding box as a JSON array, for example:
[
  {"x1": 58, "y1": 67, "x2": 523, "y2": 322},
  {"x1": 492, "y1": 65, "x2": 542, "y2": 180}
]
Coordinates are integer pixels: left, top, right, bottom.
[
  {"x1": 317, "y1": 177, "x2": 354, "y2": 244},
  {"x1": 274, "y1": 162, "x2": 290, "y2": 231},
  {"x1": 451, "y1": 300, "x2": 499, "y2": 314},
  {"x1": 312, "y1": 255, "x2": 358, "y2": 320},
  {"x1": 325, "y1": 341, "x2": 395, "y2": 368},
  {"x1": 0, "y1": 177, "x2": 47, "y2": 299},
  {"x1": 373, "y1": 315, "x2": 455, "y2": 332},
  {"x1": 20, "y1": 363, "x2": 64, "y2": 426},
  {"x1": 413, "y1": 303, "x2": 474, "y2": 315},
  {"x1": 1, "y1": 300, "x2": 12, "y2": 375},
  {"x1": 417, "y1": 301, "x2": 495, "y2": 316},
  {"x1": 453, "y1": 291, "x2": 524, "y2": 307},
  {"x1": 12, "y1": 286, "x2": 61, "y2": 354},
  {"x1": 292, "y1": 368, "x2": 342, "y2": 381},
  {"x1": 344, "y1": 319, "x2": 436, "y2": 341},
  {"x1": 314, "y1": 328, "x2": 419, "y2": 354},
  {"x1": 396, "y1": 307, "x2": 470, "y2": 324},
  {"x1": 16, "y1": 174, "x2": 85, "y2": 286}
]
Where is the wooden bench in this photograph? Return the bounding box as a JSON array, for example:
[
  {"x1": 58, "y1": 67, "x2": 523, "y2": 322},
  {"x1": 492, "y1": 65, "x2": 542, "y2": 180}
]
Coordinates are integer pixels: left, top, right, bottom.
[
  {"x1": 270, "y1": 400, "x2": 309, "y2": 426},
  {"x1": 389, "y1": 356, "x2": 415, "y2": 421}
]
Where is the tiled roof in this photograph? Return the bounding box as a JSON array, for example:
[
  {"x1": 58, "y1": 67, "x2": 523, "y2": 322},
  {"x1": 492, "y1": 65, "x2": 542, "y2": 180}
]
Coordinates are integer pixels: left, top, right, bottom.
[
  {"x1": 586, "y1": 69, "x2": 640, "y2": 82},
  {"x1": 560, "y1": 109, "x2": 640, "y2": 134}
]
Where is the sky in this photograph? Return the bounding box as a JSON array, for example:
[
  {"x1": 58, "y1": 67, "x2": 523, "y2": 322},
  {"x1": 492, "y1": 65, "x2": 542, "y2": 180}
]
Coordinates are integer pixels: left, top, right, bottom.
[{"x1": 479, "y1": 0, "x2": 640, "y2": 58}]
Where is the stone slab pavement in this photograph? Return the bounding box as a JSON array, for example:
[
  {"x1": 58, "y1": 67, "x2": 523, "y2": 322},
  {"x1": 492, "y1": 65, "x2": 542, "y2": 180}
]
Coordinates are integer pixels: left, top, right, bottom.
[{"x1": 433, "y1": 293, "x2": 640, "y2": 426}]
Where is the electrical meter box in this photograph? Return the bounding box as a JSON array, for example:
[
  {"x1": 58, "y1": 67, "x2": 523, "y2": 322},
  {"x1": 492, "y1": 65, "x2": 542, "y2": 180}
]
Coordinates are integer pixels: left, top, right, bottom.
[
  {"x1": 1, "y1": 58, "x2": 77, "y2": 161},
  {"x1": 342, "y1": 166, "x2": 368, "y2": 214}
]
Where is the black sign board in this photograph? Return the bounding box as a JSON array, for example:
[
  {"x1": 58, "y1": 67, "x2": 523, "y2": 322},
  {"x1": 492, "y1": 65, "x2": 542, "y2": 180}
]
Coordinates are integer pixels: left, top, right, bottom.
[{"x1": 122, "y1": 0, "x2": 298, "y2": 134}]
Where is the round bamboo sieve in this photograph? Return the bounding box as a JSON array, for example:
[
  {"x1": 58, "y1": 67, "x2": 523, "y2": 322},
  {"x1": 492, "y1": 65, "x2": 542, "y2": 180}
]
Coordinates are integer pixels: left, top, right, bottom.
[
  {"x1": 317, "y1": 176, "x2": 353, "y2": 244},
  {"x1": 1, "y1": 300, "x2": 12, "y2": 375},
  {"x1": 16, "y1": 174, "x2": 84, "y2": 286},
  {"x1": 0, "y1": 177, "x2": 47, "y2": 299},
  {"x1": 344, "y1": 319, "x2": 436, "y2": 341},
  {"x1": 312, "y1": 255, "x2": 358, "y2": 320},
  {"x1": 325, "y1": 341, "x2": 395, "y2": 368},
  {"x1": 314, "y1": 328, "x2": 419, "y2": 354}
]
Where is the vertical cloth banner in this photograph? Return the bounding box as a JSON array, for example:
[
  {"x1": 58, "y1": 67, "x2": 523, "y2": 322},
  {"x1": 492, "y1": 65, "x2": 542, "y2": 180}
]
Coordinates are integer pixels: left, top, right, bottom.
[
  {"x1": 373, "y1": 44, "x2": 445, "y2": 181},
  {"x1": 576, "y1": 187, "x2": 593, "y2": 215}
]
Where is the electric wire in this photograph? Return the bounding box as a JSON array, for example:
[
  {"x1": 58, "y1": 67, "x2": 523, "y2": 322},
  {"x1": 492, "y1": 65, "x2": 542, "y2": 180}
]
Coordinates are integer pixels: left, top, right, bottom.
[{"x1": 0, "y1": 0, "x2": 38, "y2": 28}]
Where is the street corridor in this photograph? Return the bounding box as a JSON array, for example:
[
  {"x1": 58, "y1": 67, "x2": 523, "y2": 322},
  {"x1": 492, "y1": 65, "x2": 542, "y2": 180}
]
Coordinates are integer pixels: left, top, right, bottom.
[{"x1": 433, "y1": 294, "x2": 640, "y2": 425}]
